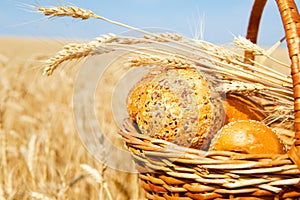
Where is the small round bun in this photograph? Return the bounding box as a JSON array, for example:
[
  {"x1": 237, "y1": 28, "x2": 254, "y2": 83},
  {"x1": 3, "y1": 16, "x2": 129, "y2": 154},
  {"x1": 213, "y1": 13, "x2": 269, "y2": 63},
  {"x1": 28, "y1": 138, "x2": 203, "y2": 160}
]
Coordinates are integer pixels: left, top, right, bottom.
[
  {"x1": 224, "y1": 94, "x2": 266, "y2": 124},
  {"x1": 210, "y1": 120, "x2": 285, "y2": 154}
]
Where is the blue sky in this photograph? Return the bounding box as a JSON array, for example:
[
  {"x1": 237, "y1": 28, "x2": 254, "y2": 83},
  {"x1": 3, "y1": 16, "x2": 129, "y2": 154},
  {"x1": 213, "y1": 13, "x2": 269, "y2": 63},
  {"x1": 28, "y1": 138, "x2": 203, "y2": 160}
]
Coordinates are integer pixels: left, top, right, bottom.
[{"x1": 0, "y1": 0, "x2": 297, "y2": 45}]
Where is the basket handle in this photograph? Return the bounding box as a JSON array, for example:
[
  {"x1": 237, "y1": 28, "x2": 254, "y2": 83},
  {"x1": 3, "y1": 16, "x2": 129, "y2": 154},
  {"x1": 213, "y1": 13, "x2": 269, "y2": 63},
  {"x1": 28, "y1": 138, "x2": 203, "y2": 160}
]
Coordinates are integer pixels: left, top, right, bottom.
[{"x1": 246, "y1": 0, "x2": 300, "y2": 167}]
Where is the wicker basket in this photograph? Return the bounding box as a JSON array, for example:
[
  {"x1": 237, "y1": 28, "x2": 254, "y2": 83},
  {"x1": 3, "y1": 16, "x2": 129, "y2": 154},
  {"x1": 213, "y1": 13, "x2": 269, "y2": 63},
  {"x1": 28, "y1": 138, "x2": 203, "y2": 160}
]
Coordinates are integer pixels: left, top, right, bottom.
[{"x1": 119, "y1": 0, "x2": 300, "y2": 199}]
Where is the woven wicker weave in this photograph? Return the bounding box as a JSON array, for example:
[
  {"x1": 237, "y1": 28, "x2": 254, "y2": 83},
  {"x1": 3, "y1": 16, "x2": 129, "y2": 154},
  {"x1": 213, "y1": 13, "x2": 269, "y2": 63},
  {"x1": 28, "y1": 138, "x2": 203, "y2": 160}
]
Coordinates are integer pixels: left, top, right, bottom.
[{"x1": 119, "y1": 0, "x2": 300, "y2": 199}]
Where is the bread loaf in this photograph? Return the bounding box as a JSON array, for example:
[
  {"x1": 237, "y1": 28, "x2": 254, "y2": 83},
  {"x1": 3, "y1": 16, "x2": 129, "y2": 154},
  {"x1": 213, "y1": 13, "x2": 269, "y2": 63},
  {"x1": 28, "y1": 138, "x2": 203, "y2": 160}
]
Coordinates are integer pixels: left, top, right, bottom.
[
  {"x1": 127, "y1": 66, "x2": 224, "y2": 150},
  {"x1": 209, "y1": 120, "x2": 285, "y2": 154}
]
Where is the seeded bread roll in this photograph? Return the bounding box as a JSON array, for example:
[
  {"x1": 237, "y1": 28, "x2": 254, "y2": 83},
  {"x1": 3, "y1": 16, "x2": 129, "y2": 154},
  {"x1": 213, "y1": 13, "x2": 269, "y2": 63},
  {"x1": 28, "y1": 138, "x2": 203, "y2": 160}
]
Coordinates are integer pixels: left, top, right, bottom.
[
  {"x1": 127, "y1": 66, "x2": 224, "y2": 150},
  {"x1": 209, "y1": 120, "x2": 286, "y2": 154}
]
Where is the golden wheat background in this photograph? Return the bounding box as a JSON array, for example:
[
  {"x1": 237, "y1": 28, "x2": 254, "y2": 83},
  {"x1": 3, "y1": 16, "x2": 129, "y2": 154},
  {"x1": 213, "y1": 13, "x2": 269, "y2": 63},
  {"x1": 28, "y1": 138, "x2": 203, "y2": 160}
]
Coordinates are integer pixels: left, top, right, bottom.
[{"x1": 0, "y1": 37, "x2": 144, "y2": 200}]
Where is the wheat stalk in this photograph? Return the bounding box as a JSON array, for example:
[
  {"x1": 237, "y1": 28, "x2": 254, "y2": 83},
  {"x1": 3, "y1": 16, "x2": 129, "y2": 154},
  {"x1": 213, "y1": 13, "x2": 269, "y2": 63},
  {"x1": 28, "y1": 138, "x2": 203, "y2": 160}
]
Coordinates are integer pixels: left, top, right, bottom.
[
  {"x1": 193, "y1": 38, "x2": 292, "y2": 86},
  {"x1": 258, "y1": 36, "x2": 286, "y2": 65},
  {"x1": 43, "y1": 34, "x2": 116, "y2": 76},
  {"x1": 0, "y1": 183, "x2": 5, "y2": 200},
  {"x1": 38, "y1": 5, "x2": 154, "y2": 36},
  {"x1": 27, "y1": 135, "x2": 37, "y2": 179},
  {"x1": 68, "y1": 174, "x2": 85, "y2": 187},
  {"x1": 103, "y1": 182, "x2": 113, "y2": 200},
  {"x1": 175, "y1": 35, "x2": 292, "y2": 89}
]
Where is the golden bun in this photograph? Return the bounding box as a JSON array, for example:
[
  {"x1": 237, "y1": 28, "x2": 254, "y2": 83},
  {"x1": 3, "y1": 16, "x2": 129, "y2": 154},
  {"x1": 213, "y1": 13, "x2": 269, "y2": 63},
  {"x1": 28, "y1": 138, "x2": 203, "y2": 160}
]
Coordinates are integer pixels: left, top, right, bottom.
[
  {"x1": 224, "y1": 94, "x2": 266, "y2": 124},
  {"x1": 127, "y1": 66, "x2": 224, "y2": 150},
  {"x1": 209, "y1": 120, "x2": 285, "y2": 154}
]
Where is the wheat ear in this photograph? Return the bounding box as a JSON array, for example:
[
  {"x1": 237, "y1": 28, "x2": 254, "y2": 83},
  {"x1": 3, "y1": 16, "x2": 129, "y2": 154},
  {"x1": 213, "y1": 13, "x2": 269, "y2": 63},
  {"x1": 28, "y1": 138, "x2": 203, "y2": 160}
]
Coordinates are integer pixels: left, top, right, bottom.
[
  {"x1": 43, "y1": 34, "x2": 116, "y2": 76},
  {"x1": 127, "y1": 55, "x2": 194, "y2": 69},
  {"x1": 38, "y1": 6, "x2": 147, "y2": 36},
  {"x1": 38, "y1": 6, "x2": 96, "y2": 20},
  {"x1": 234, "y1": 36, "x2": 289, "y2": 68},
  {"x1": 80, "y1": 164, "x2": 112, "y2": 200},
  {"x1": 219, "y1": 81, "x2": 267, "y2": 94},
  {"x1": 80, "y1": 164, "x2": 102, "y2": 183}
]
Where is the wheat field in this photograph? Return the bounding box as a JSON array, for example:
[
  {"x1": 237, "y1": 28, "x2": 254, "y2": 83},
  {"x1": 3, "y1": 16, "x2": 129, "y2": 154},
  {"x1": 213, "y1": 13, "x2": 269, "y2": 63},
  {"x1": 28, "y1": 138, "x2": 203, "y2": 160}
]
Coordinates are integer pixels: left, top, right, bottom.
[
  {"x1": 0, "y1": 37, "x2": 144, "y2": 200},
  {"x1": 0, "y1": 35, "x2": 291, "y2": 200}
]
